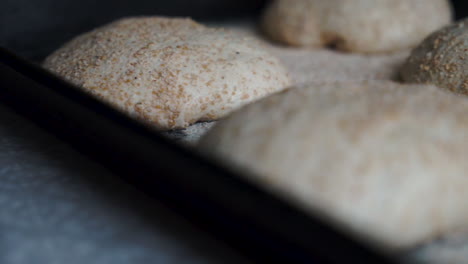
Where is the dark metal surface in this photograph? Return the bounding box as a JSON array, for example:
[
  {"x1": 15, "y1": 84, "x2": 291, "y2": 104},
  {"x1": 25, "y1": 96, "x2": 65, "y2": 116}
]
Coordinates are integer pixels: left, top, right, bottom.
[{"x1": 0, "y1": 48, "x2": 398, "y2": 263}]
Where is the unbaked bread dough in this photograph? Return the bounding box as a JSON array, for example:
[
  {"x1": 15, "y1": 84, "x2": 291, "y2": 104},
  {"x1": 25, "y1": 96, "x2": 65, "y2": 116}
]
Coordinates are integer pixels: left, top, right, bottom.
[
  {"x1": 199, "y1": 81, "x2": 468, "y2": 250},
  {"x1": 261, "y1": 0, "x2": 452, "y2": 53},
  {"x1": 43, "y1": 17, "x2": 291, "y2": 130},
  {"x1": 401, "y1": 18, "x2": 468, "y2": 95}
]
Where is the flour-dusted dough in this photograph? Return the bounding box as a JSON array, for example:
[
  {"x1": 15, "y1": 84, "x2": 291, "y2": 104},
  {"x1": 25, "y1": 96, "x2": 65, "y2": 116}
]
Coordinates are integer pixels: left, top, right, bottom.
[
  {"x1": 199, "y1": 81, "x2": 468, "y2": 250},
  {"x1": 261, "y1": 0, "x2": 452, "y2": 53},
  {"x1": 401, "y1": 19, "x2": 468, "y2": 95},
  {"x1": 43, "y1": 17, "x2": 291, "y2": 130}
]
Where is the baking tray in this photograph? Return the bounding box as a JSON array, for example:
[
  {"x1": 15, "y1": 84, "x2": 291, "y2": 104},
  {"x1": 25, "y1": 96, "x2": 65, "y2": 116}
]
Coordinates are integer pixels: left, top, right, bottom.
[
  {"x1": 0, "y1": 45, "x2": 396, "y2": 264},
  {"x1": 0, "y1": 1, "x2": 466, "y2": 263}
]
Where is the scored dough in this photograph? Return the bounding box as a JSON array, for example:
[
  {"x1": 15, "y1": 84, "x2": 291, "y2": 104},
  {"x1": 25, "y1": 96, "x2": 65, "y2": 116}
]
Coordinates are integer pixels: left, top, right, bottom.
[
  {"x1": 261, "y1": 0, "x2": 452, "y2": 53},
  {"x1": 43, "y1": 17, "x2": 291, "y2": 130},
  {"x1": 199, "y1": 81, "x2": 468, "y2": 251}
]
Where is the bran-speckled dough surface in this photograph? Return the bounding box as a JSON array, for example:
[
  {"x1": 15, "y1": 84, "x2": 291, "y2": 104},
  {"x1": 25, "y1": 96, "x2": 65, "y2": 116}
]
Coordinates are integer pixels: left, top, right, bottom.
[
  {"x1": 401, "y1": 18, "x2": 468, "y2": 95},
  {"x1": 43, "y1": 17, "x2": 291, "y2": 130}
]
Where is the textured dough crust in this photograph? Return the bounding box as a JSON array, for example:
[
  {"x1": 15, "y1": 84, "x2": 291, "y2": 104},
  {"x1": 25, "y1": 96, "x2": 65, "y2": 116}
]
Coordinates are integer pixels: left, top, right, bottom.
[
  {"x1": 401, "y1": 19, "x2": 468, "y2": 95},
  {"x1": 199, "y1": 81, "x2": 468, "y2": 250},
  {"x1": 261, "y1": 0, "x2": 452, "y2": 53},
  {"x1": 43, "y1": 17, "x2": 291, "y2": 130}
]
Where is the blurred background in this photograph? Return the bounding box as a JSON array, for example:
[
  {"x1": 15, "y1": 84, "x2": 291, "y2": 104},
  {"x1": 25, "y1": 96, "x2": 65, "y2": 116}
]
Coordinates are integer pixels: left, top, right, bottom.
[{"x1": 1, "y1": 0, "x2": 467, "y2": 61}]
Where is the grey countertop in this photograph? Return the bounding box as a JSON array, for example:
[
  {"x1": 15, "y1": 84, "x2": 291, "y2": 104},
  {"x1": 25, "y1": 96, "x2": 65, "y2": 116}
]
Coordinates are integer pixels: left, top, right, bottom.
[{"x1": 0, "y1": 104, "x2": 248, "y2": 264}]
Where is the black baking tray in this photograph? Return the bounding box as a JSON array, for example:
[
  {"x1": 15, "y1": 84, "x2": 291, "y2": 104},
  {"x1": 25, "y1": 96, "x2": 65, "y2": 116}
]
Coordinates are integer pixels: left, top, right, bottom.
[
  {"x1": 1, "y1": 1, "x2": 466, "y2": 263},
  {"x1": 0, "y1": 46, "x2": 396, "y2": 264}
]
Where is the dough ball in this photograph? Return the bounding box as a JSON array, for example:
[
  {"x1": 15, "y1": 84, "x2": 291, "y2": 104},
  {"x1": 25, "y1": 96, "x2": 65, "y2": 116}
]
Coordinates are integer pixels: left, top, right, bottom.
[
  {"x1": 43, "y1": 17, "x2": 291, "y2": 130},
  {"x1": 401, "y1": 19, "x2": 468, "y2": 95},
  {"x1": 199, "y1": 81, "x2": 468, "y2": 250},
  {"x1": 261, "y1": 0, "x2": 452, "y2": 53}
]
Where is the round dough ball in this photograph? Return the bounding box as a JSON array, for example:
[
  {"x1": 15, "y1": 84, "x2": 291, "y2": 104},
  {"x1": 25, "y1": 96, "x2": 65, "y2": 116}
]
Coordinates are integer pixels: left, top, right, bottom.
[
  {"x1": 261, "y1": 0, "x2": 452, "y2": 53},
  {"x1": 43, "y1": 17, "x2": 291, "y2": 130},
  {"x1": 199, "y1": 81, "x2": 468, "y2": 250},
  {"x1": 401, "y1": 19, "x2": 468, "y2": 95}
]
